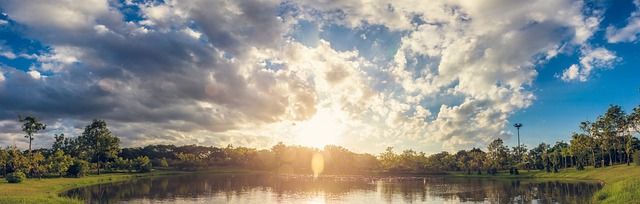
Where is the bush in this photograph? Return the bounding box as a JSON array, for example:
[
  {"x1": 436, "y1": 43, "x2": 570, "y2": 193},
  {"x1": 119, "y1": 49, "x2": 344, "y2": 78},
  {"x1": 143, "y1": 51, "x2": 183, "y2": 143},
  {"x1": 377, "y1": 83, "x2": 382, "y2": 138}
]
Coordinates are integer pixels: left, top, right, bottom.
[
  {"x1": 634, "y1": 151, "x2": 640, "y2": 166},
  {"x1": 6, "y1": 171, "x2": 26, "y2": 183},
  {"x1": 133, "y1": 156, "x2": 152, "y2": 173},
  {"x1": 67, "y1": 159, "x2": 89, "y2": 178}
]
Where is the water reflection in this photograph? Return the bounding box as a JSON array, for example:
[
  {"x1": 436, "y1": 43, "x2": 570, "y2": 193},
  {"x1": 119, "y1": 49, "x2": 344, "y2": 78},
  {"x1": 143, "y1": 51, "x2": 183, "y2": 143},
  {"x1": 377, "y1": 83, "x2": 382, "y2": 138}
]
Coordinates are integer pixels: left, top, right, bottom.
[{"x1": 64, "y1": 174, "x2": 601, "y2": 204}]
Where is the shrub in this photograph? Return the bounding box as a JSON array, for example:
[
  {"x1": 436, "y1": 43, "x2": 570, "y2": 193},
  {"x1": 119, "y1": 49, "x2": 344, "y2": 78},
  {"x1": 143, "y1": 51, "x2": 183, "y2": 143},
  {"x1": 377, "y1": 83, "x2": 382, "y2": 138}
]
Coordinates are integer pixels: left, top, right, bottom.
[
  {"x1": 133, "y1": 156, "x2": 152, "y2": 173},
  {"x1": 67, "y1": 159, "x2": 89, "y2": 178},
  {"x1": 6, "y1": 171, "x2": 26, "y2": 183},
  {"x1": 633, "y1": 151, "x2": 640, "y2": 166}
]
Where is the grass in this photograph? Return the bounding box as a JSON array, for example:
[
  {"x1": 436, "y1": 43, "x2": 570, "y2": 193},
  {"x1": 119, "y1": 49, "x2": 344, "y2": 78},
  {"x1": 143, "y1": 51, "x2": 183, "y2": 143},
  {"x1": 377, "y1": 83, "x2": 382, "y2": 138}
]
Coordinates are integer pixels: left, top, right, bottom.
[
  {"x1": 0, "y1": 172, "x2": 175, "y2": 204},
  {"x1": 450, "y1": 164, "x2": 640, "y2": 203},
  {"x1": 0, "y1": 168, "x2": 261, "y2": 204}
]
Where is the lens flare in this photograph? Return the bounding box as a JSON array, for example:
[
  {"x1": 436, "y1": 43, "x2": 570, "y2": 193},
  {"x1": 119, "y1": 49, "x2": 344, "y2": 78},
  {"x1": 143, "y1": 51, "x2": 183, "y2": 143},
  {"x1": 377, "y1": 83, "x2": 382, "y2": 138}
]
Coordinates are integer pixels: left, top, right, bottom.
[{"x1": 311, "y1": 153, "x2": 324, "y2": 179}]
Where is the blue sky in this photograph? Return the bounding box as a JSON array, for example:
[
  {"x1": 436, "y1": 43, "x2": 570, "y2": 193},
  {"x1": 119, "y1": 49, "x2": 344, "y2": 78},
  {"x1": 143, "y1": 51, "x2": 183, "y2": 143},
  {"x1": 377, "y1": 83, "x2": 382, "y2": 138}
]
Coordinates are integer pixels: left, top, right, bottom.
[{"x1": 0, "y1": 0, "x2": 639, "y2": 154}]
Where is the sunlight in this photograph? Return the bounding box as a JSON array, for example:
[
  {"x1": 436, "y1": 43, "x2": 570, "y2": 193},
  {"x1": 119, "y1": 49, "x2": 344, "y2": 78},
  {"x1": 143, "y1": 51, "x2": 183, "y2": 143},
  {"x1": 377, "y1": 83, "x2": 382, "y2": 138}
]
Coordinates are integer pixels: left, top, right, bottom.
[
  {"x1": 294, "y1": 108, "x2": 345, "y2": 148},
  {"x1": 311, "y1": 153, "x2": 324, "y2": 179}
]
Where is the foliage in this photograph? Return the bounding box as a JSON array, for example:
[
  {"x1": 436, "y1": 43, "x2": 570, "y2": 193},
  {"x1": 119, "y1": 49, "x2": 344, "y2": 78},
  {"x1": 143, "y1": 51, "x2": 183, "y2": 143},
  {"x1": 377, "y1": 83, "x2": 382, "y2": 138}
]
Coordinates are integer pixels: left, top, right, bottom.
[
  {"x1": 486, "y1": 138, "x2": 509, "y2": 170},
  {"x1": 28, "y1": 151, "x2": 47, "y2": 178},
  {"x1": 174, "y1": 152, "x2": 203, "y2": 170},
  {"x1": 5, "y1": 145, "x2": 29, "y2": 175},
  {"x1": 18, "y1": 114, "x2": 46, "y2": 152},
  {"x1": 634, "y1": 151, "x2": 640, "y2": 166},
  {"x1": 5, "y1": 171, "x2": 26, "y2": 183},
  {"x1": 114, "y1": 157, "x2": 132, "y2": 172},
  {"x1": 153, "y1": 157, "x2": 169, "y2": 168},
  {"x1": 77, "y1": 119, "x2": 121, "y2": 174},
  {"x1": 47, "y1": 150, "x2": 73, "y2": 176},
  {"x1": 67, "y1": 159, "x2": 89, "y2": 178},
  {"x1": 133, "y1": 156, "x2": 152, "y2": 173}
]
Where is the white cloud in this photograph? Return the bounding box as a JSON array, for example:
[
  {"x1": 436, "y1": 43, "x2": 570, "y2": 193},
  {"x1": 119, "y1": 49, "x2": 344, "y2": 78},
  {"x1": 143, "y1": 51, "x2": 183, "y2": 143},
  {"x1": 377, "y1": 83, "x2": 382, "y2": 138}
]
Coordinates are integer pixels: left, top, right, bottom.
[
  {"x1": 606, "y1": 0, "x2": 640, "y2": 43},
  {"x1": 2, "y1": 0, "x2": 110, "y2": 30},
  {"x1": 1, "y1": 51, "x2": 16, "y2": 59},
  {"x1": 0, "y1": 0, "x2": 618, "y2": 152},
  {"x1": 561, "y1": 64, "x2": 580, "y2": 82},
  {"x1": 560, "y1": 47, "x2": 618, "y2": 82},
  {"x1": 27, "y1": 70, "x2": 41, "y2": 79}
]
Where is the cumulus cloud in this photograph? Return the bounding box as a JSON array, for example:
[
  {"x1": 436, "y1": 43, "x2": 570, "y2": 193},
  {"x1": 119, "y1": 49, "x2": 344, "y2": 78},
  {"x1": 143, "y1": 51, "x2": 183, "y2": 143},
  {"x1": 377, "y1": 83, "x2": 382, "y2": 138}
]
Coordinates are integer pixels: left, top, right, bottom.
[
  {"x1": 606, "y1": 0, "x2": 640, "y2": 43},
  {"x1": 560, "y1": 47, "x2": 618, "y2": 82},
  {"x1": 0, "y1": 0, "x2": 618, "y2": 152}
]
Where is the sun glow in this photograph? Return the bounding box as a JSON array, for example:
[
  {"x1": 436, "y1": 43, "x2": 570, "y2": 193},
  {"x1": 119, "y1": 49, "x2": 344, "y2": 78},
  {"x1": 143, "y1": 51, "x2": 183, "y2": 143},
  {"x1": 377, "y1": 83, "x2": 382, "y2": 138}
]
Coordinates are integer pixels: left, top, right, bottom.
[{"x1": 294, "y1": 108, "x2": 345, "y2": 148}]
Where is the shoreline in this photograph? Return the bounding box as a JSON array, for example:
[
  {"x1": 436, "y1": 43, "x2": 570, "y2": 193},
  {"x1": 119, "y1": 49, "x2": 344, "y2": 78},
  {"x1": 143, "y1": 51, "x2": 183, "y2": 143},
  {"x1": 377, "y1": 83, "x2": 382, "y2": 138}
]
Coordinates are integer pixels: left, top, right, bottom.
[{"x1": 0, "y1": 165, "x2": 637, "y2": 203}]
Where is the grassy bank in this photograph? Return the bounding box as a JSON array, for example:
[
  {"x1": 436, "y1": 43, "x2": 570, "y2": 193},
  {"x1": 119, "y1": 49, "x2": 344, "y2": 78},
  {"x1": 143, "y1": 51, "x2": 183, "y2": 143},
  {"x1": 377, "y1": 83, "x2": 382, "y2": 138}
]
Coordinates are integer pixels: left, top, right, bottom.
[
  {"x1": 0, "y1": 168, "x2": 261, "y2": 204},
  {"x1": 450, "y1": 165, "x2": 640, "y2": 203}
]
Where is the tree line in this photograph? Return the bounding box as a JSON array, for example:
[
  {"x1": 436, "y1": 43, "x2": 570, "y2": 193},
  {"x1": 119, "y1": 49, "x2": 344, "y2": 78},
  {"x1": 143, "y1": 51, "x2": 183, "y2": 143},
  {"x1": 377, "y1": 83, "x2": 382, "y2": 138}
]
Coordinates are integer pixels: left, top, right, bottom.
[{"x1": 2, "y1": 103, "x2": 640, "y2": 183}]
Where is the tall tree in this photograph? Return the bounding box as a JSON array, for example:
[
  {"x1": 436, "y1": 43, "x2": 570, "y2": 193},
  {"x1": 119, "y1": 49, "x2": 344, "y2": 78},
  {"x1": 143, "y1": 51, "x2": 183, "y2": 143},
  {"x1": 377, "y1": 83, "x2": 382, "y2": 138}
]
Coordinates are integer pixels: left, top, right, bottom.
[
  {"x1": 579, "y1": 121, "x2": 598, "y2": 168},
  {"x1": 18, "y1": 115, "x2": 46, "y2": 152},
  {"x1": 628, "y1": 104, "x2": 640, "y2": 165},
  {"x1": 570, "y1": 133, "x2": 591, "y2": 169},
  {"x1": 468, "y1": 148, "x2": 485, "y2": 174},
  {"x1": 602, "y1": 105, "x2": 627, "y2": 166},
  {"x1": 78, "y1": 119, "x2": 121, "y2": 175},
  {"x1": 486, "y1": 138, "x2": 509, "y2": 170},
  {"x1": 271, "y1": 142, "x2": 286, "y2": 170},
  {"x1": 595, "y1": 116, "x2": 613, "y2": 167}
]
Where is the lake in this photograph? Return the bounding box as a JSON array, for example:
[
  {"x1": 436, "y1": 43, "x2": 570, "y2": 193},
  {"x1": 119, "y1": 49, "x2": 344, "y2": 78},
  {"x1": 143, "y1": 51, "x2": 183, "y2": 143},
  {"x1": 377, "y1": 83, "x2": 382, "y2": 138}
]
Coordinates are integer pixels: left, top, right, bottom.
[{"x1": 64, "y1": 173, "x2": 602, "y2": 204}]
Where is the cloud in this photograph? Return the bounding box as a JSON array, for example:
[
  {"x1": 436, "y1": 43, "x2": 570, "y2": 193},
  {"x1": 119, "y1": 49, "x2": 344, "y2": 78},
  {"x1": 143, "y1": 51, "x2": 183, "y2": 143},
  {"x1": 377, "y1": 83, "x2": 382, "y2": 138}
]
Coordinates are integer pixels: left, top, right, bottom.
[
  {"x1": 0, "y1": 0, "x2": 616, "y2": 152},
  {"x1": 560, "y1": 47, "x2": 619, "y2": 82},
  {"x1": 606, "y1": 0, "x2": 640, "y2": 43}
]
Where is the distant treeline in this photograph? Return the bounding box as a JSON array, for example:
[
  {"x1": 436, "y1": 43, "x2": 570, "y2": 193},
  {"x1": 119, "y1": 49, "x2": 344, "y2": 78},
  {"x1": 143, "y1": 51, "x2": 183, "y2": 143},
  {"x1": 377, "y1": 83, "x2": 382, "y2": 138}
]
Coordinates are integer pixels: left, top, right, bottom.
[{"x1": 2, "y1": 104, "x2": 640, "y2": 182}]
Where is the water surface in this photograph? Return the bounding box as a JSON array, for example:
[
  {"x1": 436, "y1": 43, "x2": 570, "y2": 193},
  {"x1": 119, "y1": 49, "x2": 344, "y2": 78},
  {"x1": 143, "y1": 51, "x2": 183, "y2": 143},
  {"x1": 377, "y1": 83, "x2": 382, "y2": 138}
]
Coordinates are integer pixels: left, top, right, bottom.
[{"x1": 64, "y1": 173, "x2": 601, "y2": 203}]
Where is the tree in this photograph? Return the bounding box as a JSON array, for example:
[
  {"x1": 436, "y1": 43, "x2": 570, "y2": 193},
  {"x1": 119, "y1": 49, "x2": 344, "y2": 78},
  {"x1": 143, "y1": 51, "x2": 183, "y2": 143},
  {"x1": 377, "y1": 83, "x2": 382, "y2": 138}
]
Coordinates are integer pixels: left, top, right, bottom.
[
  {"x1": 271, "y1": 142, "x2": 286, "y2": 170},
  {"x1": 0, "y1": 147, "x2": 8, "y2": 177},
  {"x1": 468, "y1": 148, "x2": 486, "y2": 175},
  {"x1": 77, "y1": 119, "x2": 121, "y2": 175},
  {"x1": 579, "y1": 121, "x2": 599, "y2": 168},
  {"x1": 28, "y1": 152, "x2": 46, "y2": 178},
  {"x1": 51, "y1": 134, "x2": 65, "y2": 153},
  {"x1": 595, "y1": 116, "x2": 613, "y2": 167},
  {"x1": 628, "y1": 105, "x2": 640, "y2": 165},
  {"x1": 529, "y1": 143, "x2": 549, "y2": 170},
  {"x1": 133, "y1": 156, "x2": 152, "y2": 173},
  {"x1": 570, "y1": 133, "x2": 591, "y2": 170},
  {"x1": 379, "y1": 147, "x2": 399, "y2": 171},
  {"x1": 67, "y1": 159, "x2": 89, "y2": 178},
  {"x1": 47, "y1": 150, "x2": 73, "y2": 177},
  {"x1": 5, "y1": 145, "x2": 29, "y2": 175},
  {"x1": 18, "y1": 115, "x2": 46, "y2": 153},
  {"x1": 486, "y1": 138, "x2": 509, "y2": 171},
  {"x1": 115, "y1": 157, "x2": 132, "y2": 172},
  {"x1": 455, "y1": 150, "x2": 472, "y2": 174},
  {"x1": 600, "y1": 105, "x2": 627, "y2": 166}
]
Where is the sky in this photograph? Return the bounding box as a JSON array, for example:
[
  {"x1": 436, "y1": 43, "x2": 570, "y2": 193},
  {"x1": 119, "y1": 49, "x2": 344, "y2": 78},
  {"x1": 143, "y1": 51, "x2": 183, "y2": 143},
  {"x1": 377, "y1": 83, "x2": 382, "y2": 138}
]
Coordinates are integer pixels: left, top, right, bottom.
[{"x1": 0, "y1": 0, "x2": 639, "y2": 154}]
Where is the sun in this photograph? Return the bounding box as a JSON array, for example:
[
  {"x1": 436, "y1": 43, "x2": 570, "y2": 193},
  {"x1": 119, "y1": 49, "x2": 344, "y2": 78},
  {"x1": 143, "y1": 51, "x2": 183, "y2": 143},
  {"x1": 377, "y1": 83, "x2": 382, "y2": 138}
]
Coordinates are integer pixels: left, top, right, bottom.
[{"x1": 293, "y1": 108, "x2": 345, "y2": 148}]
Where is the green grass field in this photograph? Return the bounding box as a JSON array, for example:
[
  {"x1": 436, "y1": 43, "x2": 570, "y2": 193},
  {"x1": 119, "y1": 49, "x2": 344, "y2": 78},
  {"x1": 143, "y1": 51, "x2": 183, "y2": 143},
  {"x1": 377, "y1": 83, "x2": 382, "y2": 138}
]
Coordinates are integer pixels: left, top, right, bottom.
[
  {"x1": 451, "y1": 165, "x2": 640, "y2": 203},
  {"x1": 1, "y1": 166, "x2": 638, "y2": 203}
]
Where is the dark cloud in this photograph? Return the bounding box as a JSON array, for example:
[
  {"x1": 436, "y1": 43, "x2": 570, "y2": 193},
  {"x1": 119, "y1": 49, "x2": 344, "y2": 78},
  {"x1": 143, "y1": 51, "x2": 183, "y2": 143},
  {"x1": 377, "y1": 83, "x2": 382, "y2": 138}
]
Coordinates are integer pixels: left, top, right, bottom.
[{"x1": 0, "y1": 0, "x2": 317, "y2": 148}]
